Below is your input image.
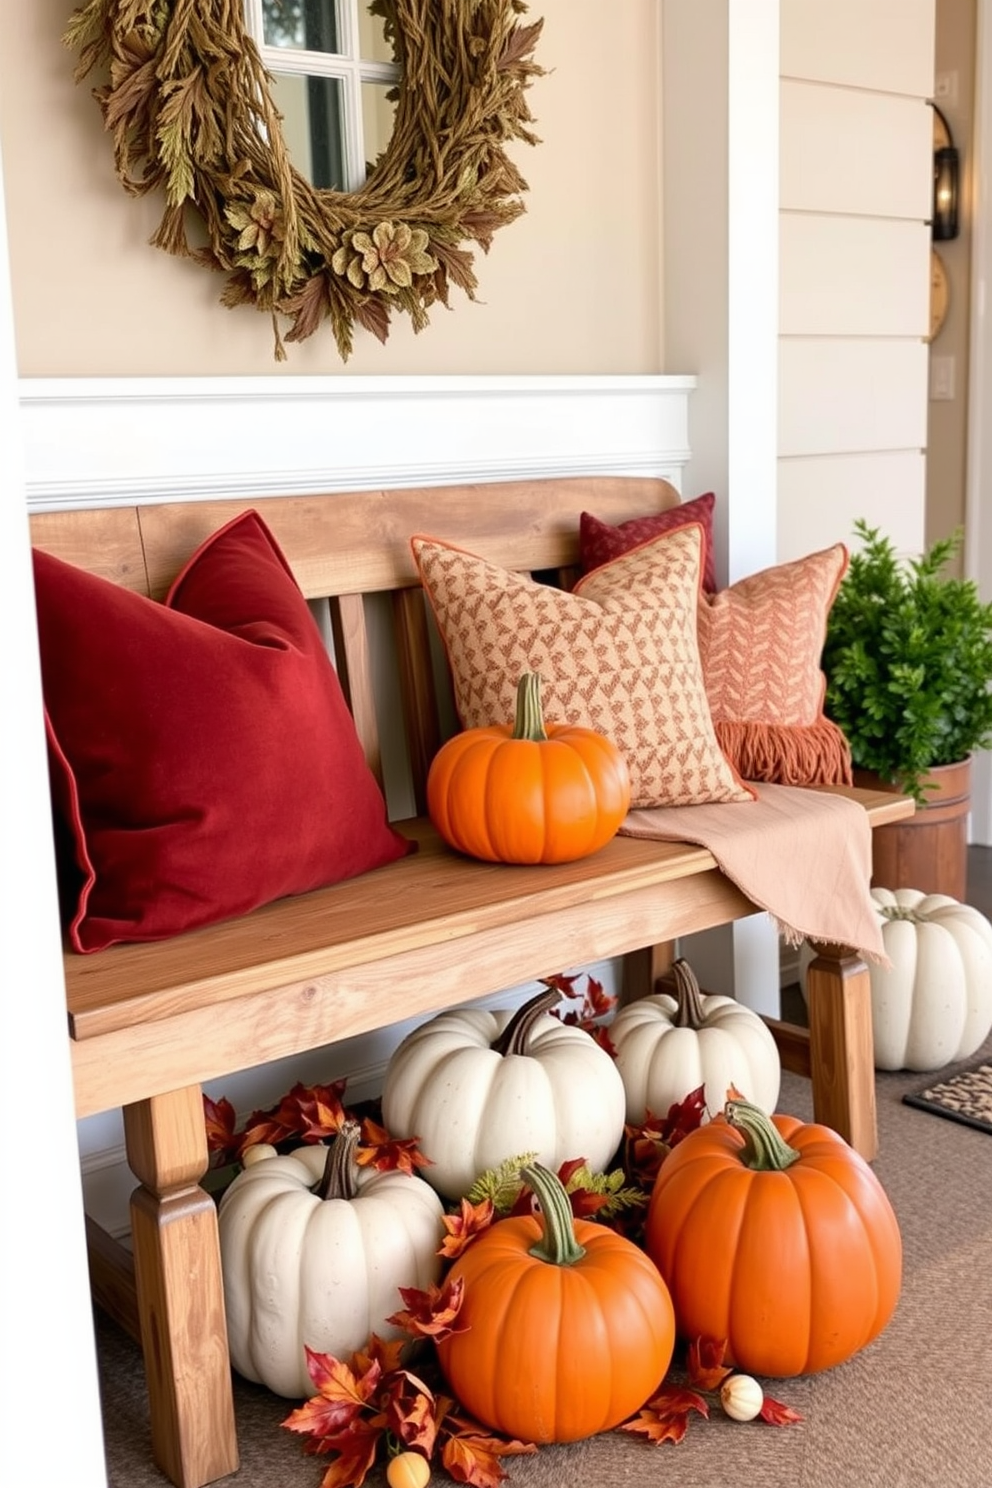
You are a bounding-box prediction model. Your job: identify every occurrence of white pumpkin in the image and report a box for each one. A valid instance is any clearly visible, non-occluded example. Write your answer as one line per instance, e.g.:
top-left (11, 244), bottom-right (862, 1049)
top-left (380, 987), bottom-right (627, 1200)
top-left (801, 887), bottom-right (992, 1072)
top-left (608, 959), bottom-right (781, 1122)
top-left (217, 1122), bottom-right (445, 1398)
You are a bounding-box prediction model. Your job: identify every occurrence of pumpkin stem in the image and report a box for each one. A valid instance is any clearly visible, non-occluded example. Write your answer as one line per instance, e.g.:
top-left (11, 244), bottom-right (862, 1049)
top-left (491, 986), bottom-right (562, 1056)
top-left (511, 671), bottom-right (550, 742)
top-left (724, 1099), bottom-right (801, 1171)
top-left (521, 1162), bottom-right (587, 1266)
top-left (313, 1119), bottom-right (362, 1201)
top-left (671, 958), bottom-right (707, 1029)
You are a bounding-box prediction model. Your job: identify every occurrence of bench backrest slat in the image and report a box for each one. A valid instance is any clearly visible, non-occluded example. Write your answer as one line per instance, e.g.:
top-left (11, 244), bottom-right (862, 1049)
top-left (29, 475), bottom-right (683, 816)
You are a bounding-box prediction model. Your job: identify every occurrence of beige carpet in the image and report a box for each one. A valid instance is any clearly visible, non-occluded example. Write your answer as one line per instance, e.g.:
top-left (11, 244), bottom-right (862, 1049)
top-left (95, 1032), bottom-right (992, 1488)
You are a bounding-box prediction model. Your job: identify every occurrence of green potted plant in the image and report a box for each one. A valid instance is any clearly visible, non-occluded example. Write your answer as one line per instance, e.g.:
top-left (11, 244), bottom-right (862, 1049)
top-left (821, 519), bottom-right (992, 898)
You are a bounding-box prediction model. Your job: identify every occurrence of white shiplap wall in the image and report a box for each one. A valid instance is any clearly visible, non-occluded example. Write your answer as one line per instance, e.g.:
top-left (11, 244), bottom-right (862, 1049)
top-left (778, 0), bottom-right (935, 562)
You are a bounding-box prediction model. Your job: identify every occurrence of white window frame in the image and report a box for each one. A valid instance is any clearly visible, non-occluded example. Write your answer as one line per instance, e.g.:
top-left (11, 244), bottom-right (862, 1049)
top-left (244, 0), bottom-right (399, 190)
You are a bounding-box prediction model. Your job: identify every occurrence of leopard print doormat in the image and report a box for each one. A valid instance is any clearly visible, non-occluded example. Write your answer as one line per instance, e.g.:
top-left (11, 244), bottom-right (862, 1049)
top-left (903, 1060), bottom-right (992, 1135)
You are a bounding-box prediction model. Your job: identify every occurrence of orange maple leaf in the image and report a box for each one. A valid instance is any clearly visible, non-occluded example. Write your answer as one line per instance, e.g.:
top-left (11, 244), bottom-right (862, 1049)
top-left (760, 1395), bottom-right (803, 1426)
top-left (442, 1428), bottom-right (537, 1488)
top-left (352, 1333), bottom-right (406, 1379)
top-left (355, 1116), bottom-right (432, 1175)
top-left (439, 1197), bottom-right (496, 1259)
top-left (686, 1335), bottom-right (732, 1391)
top-left (305, 1348), bottom-right (382, 1410)
top-left (387, 1278), bottom-right (467, 1341)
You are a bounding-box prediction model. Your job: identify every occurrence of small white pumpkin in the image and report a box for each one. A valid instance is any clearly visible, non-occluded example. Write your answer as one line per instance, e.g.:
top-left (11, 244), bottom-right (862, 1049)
top-left (380, 987), bottom-right (627, 1200)
top-left (720, 1373), bottom-right (764, 1422)
top-left (608, 959), bottom-right (781, 1122)
top-left (801, 887), bottom-right (992, 1072)
top-left (218, 1121), bottom-right (445, 1398)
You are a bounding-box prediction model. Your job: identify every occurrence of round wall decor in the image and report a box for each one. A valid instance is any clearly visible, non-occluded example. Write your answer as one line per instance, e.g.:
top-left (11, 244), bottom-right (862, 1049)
top-left (65, 1), bottom-right (544, 361)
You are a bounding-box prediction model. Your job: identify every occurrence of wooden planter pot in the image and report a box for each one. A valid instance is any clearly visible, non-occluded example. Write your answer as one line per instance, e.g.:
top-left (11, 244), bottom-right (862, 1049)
top-left (854, 758), bottom-right (971, 901)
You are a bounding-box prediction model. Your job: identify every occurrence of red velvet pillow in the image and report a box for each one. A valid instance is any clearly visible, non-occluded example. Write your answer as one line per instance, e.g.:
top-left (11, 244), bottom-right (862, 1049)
top-left (33, 510), bottom-right (412, 952)
top-left (579, 491), bottom-right (718, 591)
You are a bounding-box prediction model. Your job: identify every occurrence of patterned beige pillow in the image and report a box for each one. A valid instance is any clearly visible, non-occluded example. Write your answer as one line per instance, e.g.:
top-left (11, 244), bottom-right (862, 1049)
top-left (412, 524), bottom-right (753, 809)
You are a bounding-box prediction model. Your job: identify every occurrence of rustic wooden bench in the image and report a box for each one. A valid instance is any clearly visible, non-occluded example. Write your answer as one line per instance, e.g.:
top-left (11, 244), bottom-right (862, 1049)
top-left (30, 476), bottom-right (913, 1488)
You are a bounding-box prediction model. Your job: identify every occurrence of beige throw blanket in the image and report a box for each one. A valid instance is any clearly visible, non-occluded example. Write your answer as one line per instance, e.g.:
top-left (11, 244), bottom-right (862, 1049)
top-left (621, 782), bottom-right (886, 963)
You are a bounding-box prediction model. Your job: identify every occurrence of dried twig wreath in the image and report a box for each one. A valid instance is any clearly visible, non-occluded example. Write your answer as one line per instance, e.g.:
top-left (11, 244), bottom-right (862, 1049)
top-left (64, 1), bottom-right (544, 361)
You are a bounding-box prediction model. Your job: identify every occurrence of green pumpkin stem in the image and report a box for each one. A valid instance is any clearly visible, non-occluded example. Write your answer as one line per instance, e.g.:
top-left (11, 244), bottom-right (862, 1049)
top-left (725, 1099), bottom-right (801, 1171)
top-left (671, 957), bottom-right (707, 1029)
top-left (313, 1118), bottom-right (361, 1201)
top-left (491, 986), bottom-right (562, 1056)
top-left (521, 1162), bottom-right (587, 1266)
top-left (512, 671), bottom-right (550, 742)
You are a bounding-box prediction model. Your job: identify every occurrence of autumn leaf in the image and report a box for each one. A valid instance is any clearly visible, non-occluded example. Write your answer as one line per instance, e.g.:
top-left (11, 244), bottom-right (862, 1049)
top-left (541, 972), bottom-right (583, 1000)
top-left (384, 1370), bottom-right (440, 1455)
top-left (439, 1197), bottom-right (496, 1259)
top-left (619, 1385), bottom-right (709, 1445)
top-left (305, 1348), bottom-right (382, 1411)
top-left (442, 1426), bottom-right (537, 1488)
top-left (355, 1116), bottom-right (432, 1176)
top-left (202, 1093), bottom-right (238, 1157)
top-left (760, 1394), bottom-right (803, 1426)
top-left (547, 973), bottom-right (617, 1031)
top-left (351, 1333), bottom-right (406, 1380)
top-left (387, 1278), bottom-right (467, 1341)
top-left (686, 1335), bottom-right (732, 1391)
top-left (310, 1422), bottom-right (380, 1488)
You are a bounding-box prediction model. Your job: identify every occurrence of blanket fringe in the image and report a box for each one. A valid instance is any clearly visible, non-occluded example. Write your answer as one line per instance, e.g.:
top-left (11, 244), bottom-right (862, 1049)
top-left (715, 718), bottom-right (852, 788)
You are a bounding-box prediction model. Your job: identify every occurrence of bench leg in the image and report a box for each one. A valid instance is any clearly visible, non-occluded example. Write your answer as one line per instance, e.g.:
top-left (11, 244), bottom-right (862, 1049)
top-left (124, 1087), bottom-right (239, 1488)
top-left (620, 941), bottom-right (675, 1004)
top-left (803, 942), bottom-right (878, 1162)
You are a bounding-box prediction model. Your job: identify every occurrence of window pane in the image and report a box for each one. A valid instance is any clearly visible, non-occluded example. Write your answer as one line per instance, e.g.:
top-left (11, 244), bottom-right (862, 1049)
top-left (262, 1), bottom-right (340, 56)
top-left (361, 81), bottom-right (397, 172)
top-left (357, 4), bottom-right (392, 63)
top-left (269, 72), bottom-right (346, 190)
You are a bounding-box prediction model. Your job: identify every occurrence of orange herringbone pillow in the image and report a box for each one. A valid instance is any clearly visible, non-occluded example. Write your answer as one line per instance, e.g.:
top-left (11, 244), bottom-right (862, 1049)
top-left (412, 524), bottom-right (753, 810)
top-left (696, 544), bottom-right (853, 787)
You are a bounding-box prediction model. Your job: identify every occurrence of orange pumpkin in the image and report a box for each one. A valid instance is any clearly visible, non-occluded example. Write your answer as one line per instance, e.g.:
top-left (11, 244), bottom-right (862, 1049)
top-left (645, 1098), bottom-right (902, 1377)
top-left (426, 671), bottom-right (631, 864)
top-left (436, 1162), bottom-right (675, 1443)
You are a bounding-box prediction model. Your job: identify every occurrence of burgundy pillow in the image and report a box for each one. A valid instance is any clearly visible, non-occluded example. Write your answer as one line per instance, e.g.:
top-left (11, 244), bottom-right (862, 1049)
top-left (33, 510), bottom-right (411, 952)
top-left (579, 491), bottom-right (718, 592)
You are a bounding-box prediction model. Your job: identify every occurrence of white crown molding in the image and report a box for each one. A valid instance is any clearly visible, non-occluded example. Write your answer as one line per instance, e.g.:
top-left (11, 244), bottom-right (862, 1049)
top-left (19, 373), bottom-right (696, 511)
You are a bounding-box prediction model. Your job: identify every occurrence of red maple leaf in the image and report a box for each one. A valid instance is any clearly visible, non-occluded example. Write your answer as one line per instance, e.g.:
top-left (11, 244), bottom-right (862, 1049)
top-left (686, 1335), bottom-right (732, 1391)
top-left (760, 1394), bottom-right (803, 1426)
top-left (619, 1384), bottom-right (709, 1445)
top-left (202, 1094), bottom-right (238, 1159)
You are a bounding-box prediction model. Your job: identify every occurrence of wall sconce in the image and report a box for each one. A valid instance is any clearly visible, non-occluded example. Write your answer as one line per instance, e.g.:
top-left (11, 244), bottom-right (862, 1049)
top-left (932, 103), bottom-right (959, 242)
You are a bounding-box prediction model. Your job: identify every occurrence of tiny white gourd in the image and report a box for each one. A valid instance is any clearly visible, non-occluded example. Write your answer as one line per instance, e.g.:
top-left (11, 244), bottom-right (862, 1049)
top-left (380, 987), bottom-right (627, 1200)
top-left (800, 887), bottom-right (992, 1072)
top-left (608, 959), bottom-right (781, 1122)
top-left (720, 1373), bottom-right (764, 1422)
top-left (218, 1120), bottom-right (445, 1398)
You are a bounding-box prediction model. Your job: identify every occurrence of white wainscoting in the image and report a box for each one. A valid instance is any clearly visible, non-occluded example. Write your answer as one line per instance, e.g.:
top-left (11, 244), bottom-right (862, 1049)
top-left (20, 373), bottom-right (696, 510)
top-left (20, 372), bottom-right (696, 1236)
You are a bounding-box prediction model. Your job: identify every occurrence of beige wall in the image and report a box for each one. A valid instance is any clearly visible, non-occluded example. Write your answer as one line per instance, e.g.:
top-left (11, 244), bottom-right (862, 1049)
top-left (0, 0), bottom-right (663, 377)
